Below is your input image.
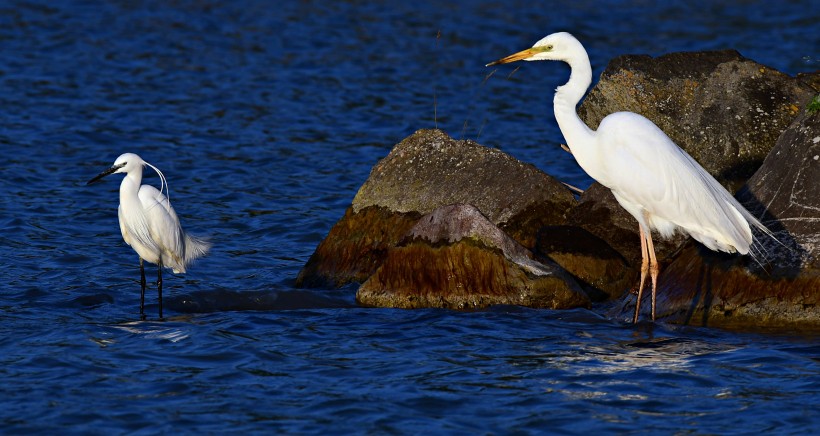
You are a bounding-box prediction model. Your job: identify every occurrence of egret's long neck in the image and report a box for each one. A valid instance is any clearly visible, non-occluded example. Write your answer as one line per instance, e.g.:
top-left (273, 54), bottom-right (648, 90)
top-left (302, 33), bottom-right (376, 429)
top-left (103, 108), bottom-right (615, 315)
top-left (119, 167), bottom-right (143, 207)
top-left (553, 53), bottom-right (595, 161)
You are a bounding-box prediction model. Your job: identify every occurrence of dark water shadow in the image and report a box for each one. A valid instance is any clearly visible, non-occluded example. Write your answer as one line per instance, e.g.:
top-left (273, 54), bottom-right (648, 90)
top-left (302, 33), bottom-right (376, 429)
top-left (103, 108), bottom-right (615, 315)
top-left (165, 289), bottom-right (355, 314)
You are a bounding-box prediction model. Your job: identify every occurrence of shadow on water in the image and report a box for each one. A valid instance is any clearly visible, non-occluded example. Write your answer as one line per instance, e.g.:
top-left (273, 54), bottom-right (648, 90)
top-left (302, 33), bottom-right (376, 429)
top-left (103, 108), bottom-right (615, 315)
top-left (165, 289), bottom-right (355, 314)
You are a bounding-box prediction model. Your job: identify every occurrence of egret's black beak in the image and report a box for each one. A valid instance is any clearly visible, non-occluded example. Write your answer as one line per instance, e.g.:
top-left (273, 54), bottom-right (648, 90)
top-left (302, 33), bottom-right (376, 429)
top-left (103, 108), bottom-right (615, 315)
top-left (87, 163), bottom-right (126, 185)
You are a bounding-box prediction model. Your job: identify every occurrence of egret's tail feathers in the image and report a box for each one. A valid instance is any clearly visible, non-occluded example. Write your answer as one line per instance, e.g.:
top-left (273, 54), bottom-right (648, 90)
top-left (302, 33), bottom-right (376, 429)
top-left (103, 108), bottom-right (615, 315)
top-left (169, 234), bottom-right (210, 274)
top-left (184, 234), bottom-right (211, 264)
top-left (737, 205), bottom-right (786, 268)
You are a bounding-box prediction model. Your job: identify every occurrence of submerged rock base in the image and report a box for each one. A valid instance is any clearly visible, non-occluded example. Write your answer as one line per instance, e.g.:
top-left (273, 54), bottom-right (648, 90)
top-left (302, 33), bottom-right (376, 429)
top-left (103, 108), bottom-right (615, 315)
top-left (295, 206), bottom-right (420, 288)
top-left (614, 246), bottom-right (820, 329)
top-left (357, 204), bottom-right (589, 310)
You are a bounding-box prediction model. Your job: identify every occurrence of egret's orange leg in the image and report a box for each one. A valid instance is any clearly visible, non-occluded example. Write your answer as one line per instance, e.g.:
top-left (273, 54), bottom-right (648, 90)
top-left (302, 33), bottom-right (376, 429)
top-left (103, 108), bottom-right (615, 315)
top-left (633, 224), bottom-right (650, 323)
top-left (645, 229), bottom-right (659, 321)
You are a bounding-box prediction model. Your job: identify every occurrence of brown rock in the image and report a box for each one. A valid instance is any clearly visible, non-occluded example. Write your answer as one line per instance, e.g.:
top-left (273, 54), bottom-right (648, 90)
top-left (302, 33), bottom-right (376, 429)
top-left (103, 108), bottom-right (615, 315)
top-left (579, 50), bottom-right (815, 192)
top-left (357, 204), bottom-right (589, 309)
top-left (631, 246), bottom-right (820, 329)
top-left (797, 71), bottom-right (820, 92)
top-left (295, 206), bottom-right (420, 288)
top-left (534, 225), bottom-right (632, 301)
top-left (352, 128), bottom-right (576, 249)
top-left (297, 129), bottom-right (577, 288)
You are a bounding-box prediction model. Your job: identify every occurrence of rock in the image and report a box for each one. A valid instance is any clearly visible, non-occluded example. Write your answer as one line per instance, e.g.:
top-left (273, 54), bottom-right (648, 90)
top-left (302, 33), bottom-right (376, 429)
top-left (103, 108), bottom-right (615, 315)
top-left (579, 50), bottom-right (815, 192)
top-left (297, 128), bottom-right (577, 288)
top-left (612, 106), bottom-right (820, 328)
top-left (534, 225), bottom-right (631, 301)
top-left (357, 204), bottom-right (589, 309)
top-left (295, 206), bottom-right (420, 288)
top-left (743, 108), bottom-right (820, 272)
top-left (797, 71), bottom-right (820, 92)
top-left (352, 128), bottom-right (576, 249)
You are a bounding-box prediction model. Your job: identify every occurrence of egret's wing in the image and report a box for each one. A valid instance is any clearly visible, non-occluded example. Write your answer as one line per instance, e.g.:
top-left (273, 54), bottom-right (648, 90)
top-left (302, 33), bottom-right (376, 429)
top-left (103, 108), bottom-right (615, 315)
top-left (597, 112), bottom-right (755, 252)
top-left (138, 185), bottom-right (186, 268)
top-left (118, 198), bottom-right (161, 257)
top-left (118, 205), bottom-right (131, 247)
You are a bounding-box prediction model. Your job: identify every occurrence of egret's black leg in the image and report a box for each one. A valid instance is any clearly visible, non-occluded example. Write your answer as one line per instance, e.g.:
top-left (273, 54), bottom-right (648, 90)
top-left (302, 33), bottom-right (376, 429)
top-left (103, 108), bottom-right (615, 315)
top-left (157, 259), bottom-right (163, 319)
top-left (140, 258), bottom-right (146, 320)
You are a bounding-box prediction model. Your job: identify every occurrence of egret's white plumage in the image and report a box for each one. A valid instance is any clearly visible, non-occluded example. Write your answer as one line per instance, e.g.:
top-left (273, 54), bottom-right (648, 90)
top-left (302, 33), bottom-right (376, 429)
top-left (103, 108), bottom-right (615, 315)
top-left (488, 32), bottom-right (770, 322)
top-left (88, 153), bottom-right (210, 318)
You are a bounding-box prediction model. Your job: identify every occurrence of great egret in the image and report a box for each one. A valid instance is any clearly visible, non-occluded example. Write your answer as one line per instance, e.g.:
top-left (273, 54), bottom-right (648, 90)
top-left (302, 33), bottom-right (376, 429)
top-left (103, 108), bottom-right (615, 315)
top-left (88, 153), bottom-right (210, 319)
top-left (487, 32), bottom-right (770, 322)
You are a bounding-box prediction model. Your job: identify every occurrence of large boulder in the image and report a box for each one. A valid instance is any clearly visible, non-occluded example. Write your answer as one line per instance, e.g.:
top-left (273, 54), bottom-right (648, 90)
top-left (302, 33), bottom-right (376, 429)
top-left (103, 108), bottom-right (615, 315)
top-left (296, 128), bottom-right (577, 289)
top-left (357, 204), bottom-right (589, 309)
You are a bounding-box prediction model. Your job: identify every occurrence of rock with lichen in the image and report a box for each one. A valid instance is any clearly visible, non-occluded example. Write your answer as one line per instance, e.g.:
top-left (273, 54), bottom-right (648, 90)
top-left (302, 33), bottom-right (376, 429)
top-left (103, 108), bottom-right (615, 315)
top-left (296, 128), bottom-right (576, 289)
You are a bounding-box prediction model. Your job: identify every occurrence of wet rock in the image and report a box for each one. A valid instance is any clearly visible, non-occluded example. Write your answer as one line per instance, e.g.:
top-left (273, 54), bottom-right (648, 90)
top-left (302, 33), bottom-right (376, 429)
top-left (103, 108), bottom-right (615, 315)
top-left (296, 206), bottom-right (420, 288)
top-left (579, 50), bottom-right (815, 192)
top-left (357, 204), bottom-right (589, 309)
top-left (297, 128), bottom-right (576, 288)
top-left (352, 128), bottom-right (576, 249)
top-left (613, 106), bottom-right (820, 328)
top-left (534, 225), bottom-right (631, 301)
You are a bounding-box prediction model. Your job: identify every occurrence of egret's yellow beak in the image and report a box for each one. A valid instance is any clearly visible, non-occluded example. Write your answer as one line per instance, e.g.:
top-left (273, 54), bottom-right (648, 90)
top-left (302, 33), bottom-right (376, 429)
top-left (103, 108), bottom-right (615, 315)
top-left (486, 47), bottom-right (542, 67)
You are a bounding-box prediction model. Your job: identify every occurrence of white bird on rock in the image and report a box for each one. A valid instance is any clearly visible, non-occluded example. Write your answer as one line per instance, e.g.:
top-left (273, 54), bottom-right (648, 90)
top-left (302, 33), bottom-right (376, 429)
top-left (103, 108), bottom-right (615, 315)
top-left (487, 32), bottom-right (771, 322)
top-left (88, 153), bottom-right (210, 319)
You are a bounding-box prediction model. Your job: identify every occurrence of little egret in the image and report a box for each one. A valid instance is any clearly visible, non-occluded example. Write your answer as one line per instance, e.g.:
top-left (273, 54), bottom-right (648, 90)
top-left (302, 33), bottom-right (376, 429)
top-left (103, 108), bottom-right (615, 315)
top-left (88, 153), bottom-right (210, 319)
top-left (487, 32), bottom-right (771, 322)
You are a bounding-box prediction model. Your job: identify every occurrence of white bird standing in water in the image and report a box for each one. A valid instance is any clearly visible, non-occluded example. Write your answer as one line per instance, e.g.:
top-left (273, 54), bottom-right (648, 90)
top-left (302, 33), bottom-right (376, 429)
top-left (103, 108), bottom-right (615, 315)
top-left (88, 153), bottom-right (210, 319)
top-left (487, 32), bottom-right (770, 322)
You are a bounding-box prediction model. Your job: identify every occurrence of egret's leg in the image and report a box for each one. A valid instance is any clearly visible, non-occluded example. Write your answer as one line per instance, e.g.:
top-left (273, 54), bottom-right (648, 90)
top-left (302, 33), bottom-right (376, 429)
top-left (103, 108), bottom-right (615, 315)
top-left (633, 225), bottom-right (650, 323)
top-left (646, 233), bottom-right (659, 321)
top-left (157, 259), bottom-right (163, 319)
top-left (139, 258), bottom-right (146, 320)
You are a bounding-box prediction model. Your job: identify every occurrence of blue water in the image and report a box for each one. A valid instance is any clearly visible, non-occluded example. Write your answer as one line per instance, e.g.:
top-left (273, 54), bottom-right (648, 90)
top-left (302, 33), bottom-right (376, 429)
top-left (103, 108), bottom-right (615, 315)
top-left (1, 0), bottom-right (817, 433)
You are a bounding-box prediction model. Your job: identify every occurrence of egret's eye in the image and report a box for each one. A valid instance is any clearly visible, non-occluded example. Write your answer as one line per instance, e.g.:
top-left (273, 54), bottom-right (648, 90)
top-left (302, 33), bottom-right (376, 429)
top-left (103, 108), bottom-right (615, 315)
top-left (547, 45), bottom-right (553, 50)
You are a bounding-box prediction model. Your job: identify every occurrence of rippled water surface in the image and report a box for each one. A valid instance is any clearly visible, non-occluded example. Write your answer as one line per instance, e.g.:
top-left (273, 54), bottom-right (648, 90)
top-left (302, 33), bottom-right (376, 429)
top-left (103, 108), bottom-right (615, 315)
top-left (1, 0), bottom-right (818, 433)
